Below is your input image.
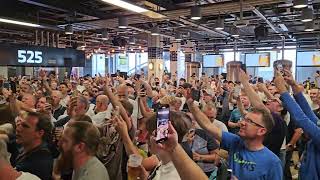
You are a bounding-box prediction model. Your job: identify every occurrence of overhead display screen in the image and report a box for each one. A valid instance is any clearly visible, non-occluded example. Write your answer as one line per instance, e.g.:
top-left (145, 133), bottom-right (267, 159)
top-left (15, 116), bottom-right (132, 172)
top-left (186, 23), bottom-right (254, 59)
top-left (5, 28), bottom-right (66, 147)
top-left (245, 53), bottom-right (270, 67)
top-left (297, 51), bottom-right (320, 66)
top-left (203, 54), bottom-right (224, 67)
top-left (0, 44), bottom-right (85, 67)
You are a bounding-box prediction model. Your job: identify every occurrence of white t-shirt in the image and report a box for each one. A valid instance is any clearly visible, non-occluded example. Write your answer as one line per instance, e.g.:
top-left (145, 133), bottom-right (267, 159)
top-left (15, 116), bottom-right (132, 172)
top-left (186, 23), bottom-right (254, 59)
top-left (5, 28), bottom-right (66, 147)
top-left (17, 172), bottom-right (41, 180)
top-left (91, 110), bottom-right (111, 127)
top-left (213, 119), bottom-right (228, 132)
top-left (106, 98), bottom-right (142, 130)
top-left (60, 95), bottom-right (70, 107)
top-left (151, 161), bottom-right (181, 180)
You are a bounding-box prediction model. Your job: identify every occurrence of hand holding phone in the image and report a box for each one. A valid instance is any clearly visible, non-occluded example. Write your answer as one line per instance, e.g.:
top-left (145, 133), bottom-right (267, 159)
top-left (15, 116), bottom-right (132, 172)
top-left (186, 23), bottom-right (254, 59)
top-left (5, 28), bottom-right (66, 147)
top-left (233, 85), bottom-right (241, 98)
top-left (156, 105), bottom-right (170, 143)
top-left (191, 89), bottom-right (201, 102)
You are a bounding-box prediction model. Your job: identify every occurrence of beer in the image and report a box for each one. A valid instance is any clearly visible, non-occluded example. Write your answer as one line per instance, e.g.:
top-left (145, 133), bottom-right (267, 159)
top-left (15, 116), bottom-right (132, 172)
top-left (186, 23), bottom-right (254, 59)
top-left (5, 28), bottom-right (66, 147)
top-left (127, 154), bottom-right (143, 180)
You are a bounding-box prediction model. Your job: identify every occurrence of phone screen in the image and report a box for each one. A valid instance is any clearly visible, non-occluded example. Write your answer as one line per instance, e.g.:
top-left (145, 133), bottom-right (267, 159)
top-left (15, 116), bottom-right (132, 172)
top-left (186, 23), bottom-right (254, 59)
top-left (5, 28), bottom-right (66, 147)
top-left (234, 85), bottom-right (241, 98)
top-left (191, 89), bottom-right (201, 102)
top-left (156, 106), bottom-right (170, 143)
top-left (3, 82), bottom-right (10, 90)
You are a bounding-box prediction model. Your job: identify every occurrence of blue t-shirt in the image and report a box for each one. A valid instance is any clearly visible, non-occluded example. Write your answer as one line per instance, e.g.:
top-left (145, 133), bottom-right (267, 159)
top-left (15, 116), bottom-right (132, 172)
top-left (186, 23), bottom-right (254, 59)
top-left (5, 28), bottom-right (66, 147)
top-left (229, 108), bottom-right (242, 134)
top-left (221, 132), bottom-right (283, 180)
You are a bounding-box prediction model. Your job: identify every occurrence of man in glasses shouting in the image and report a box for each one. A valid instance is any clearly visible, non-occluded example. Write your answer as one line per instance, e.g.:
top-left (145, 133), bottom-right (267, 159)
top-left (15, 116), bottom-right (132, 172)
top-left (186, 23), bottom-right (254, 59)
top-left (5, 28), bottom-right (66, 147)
top-left (186, 69), bottom-right (283, 180)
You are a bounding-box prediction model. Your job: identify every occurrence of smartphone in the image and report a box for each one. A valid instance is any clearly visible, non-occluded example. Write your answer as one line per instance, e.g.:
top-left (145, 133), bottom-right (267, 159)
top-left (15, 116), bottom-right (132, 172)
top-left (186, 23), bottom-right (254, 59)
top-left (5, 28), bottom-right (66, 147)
top-left (191, 89), bottom-right (201, 102)
top-left (277, 64), bottom-right (284, 75)
top-left (258, 77), bottom-right (264, 83)
top-left (134, 74), bottom-right (141, 80)
top-left (3, 82), bottom-right (10, 90)
top-left (156, 105), bottom-right (170, 143)
top-left (234, 85), bottom-right (241, 98)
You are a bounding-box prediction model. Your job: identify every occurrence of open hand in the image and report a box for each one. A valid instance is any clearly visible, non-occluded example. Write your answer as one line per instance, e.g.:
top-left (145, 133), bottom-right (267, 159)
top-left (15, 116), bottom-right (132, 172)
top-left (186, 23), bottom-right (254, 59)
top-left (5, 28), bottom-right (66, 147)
top-left (283, 69), bottom-right (295, 86)
top-left (239, 69), bottom-right (249, 84)
top-left (274, 73), bottom-right (288, 94)
top-left (113, 115), bottom-right (128, 137)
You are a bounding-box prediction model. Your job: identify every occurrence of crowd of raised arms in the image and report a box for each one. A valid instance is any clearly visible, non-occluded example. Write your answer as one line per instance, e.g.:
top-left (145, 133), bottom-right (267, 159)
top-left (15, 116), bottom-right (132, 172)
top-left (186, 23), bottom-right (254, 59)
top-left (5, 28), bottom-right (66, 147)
top-left (0, 68), bottom-right (319, 180)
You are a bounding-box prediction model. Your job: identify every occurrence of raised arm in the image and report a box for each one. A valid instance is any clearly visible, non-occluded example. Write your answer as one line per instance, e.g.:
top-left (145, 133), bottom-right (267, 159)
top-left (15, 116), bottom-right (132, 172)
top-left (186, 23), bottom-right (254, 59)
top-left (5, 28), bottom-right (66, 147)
top-left (155, 122), bottom-right (208, 180)
top-left (283, 70), bottom-right (318, 124)
top-left (113, 116), bottom-right (140, 155)
top-left (39, 69), bottom-right (53, 95)
top-left (187, 99), bottom-right (222, 142)
top-left (239, 70), bottom-right (267, 110)
top-left (257, 83), bottom-right (274, 99)
top-left (104, 80), bottom-right (132, 130)
top-left (138, 97), bottom-right (154, 118)
top-left (274, 75), bottom-right (320, 147)
top-left (141, 81), bottom-right (153, 98)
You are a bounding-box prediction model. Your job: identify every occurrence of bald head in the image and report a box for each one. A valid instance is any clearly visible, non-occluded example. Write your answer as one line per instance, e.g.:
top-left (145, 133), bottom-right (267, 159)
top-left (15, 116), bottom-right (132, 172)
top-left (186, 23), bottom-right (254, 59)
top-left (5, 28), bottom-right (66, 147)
top-left (117, 84), bottom-right (128, 100)
top-left (52, 90), bottom-right (62, 106)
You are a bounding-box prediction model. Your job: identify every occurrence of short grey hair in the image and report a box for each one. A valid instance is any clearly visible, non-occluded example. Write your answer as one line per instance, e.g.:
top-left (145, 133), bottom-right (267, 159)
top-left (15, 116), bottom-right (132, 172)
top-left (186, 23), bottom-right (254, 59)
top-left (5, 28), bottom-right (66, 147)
top-left (202, 102), bottom-right (217, 112)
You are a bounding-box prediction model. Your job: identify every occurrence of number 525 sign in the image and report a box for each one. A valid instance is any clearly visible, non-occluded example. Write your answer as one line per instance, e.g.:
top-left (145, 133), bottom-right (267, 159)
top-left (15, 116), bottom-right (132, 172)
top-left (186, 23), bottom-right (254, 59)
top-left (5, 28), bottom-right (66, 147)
top-left (18, 50), bottom-right (43, 64)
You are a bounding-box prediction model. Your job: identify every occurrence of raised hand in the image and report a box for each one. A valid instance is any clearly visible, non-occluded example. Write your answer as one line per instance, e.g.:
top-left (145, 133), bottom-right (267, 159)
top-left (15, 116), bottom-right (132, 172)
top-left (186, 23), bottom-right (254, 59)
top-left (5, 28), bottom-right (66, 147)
top-left (283, 69), bottom-right (296, 86)
top-left (113, 115), bottom-right (129, 138)
top-left (39, 69), bottom-right (47, 80)
top-left (238, 69), bottom-right (249, 84)
top-left (274, 74), bottom-right (288, 94)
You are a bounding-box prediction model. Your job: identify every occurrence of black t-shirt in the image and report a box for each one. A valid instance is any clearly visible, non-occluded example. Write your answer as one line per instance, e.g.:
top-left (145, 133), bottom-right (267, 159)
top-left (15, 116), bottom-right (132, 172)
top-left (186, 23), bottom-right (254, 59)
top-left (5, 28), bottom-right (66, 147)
top-left (54, 115), bottom-right (70, 127)
top-left (263, 112), bottom-right (287, 156)
top-left (53, 105), bottom-right (66, 120)
top-left (286, 117), bottom-right (298, 143)
top-left (314, 108), bottom-right (320, 120)
top-left (13, 143), bottom-right (53, 180)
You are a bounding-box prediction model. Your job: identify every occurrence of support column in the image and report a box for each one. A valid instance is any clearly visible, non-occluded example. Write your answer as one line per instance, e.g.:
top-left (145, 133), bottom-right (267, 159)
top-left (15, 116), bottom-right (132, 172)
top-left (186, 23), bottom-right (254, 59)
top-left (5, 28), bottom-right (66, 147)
top-left (147, 35), bottom-right (164, 80)
top-left (169, 42), bottom-right (185, 81)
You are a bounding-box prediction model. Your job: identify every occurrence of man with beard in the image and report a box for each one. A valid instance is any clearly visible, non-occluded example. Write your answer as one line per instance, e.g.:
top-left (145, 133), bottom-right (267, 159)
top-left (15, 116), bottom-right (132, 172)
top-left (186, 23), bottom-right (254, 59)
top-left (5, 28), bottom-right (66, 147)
top-left (57, 121), bottom-right (109, 180)
top-left (13, 112), bottom-right (53, 180)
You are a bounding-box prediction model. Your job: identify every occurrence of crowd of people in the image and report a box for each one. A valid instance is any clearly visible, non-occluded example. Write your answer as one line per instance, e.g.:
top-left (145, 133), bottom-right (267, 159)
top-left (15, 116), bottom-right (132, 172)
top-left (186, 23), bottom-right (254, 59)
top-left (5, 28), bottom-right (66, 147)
top-left (0, 67), bottom-right (319, 180)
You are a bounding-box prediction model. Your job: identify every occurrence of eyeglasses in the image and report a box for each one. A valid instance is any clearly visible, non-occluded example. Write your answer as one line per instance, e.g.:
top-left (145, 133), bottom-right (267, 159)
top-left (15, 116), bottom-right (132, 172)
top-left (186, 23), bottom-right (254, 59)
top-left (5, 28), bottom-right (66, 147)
top-left (241, 117), bottom-right (265, 128)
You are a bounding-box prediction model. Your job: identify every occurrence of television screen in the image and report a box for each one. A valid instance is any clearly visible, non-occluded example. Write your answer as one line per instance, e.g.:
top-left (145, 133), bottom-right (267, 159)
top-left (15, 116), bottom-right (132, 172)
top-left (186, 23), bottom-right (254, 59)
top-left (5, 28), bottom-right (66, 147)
top-left (297, 51), bottom-right (320, 66)
top-left (203, 54), bottom-right (224, 67)
top-left (245, 53), bottom-right (270, 67)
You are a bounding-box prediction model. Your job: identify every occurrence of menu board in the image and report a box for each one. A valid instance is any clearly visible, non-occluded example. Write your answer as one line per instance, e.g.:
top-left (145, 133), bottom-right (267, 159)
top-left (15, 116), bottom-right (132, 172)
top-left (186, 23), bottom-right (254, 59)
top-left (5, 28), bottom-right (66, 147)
top-left (245, 53), bottom-right (270, 67)
top-left (203, 54), bottom-right (224, 67)
top-left (297, 51), bottom-right (320, 66)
